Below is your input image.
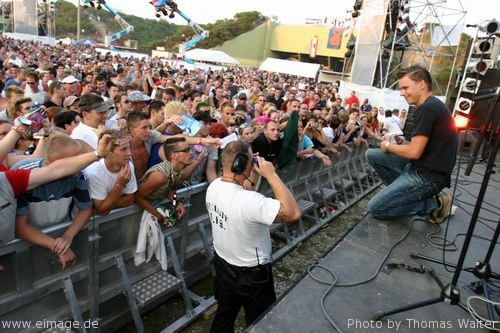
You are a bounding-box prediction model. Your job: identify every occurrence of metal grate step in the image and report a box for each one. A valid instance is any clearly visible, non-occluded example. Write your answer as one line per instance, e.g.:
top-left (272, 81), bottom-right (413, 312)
top-left (297, 199), bottom-right (316, 213)
top-left (351, 172), bottom-right (368, 180)
top-left (313, 187), bottom-right (338, 200)
top-left (132, 270), bottom-right (182, 306)
top-left (334, 179), bottom-right (355, 189)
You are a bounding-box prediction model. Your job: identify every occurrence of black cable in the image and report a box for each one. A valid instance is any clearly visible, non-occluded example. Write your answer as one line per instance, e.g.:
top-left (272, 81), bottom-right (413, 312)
top-left (307, 218), bottom-right (415, 333)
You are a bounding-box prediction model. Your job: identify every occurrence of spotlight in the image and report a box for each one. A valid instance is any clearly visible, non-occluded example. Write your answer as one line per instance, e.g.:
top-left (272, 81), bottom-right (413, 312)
top-left (462, 78), bottom-right (480, 94)
top-left (346, 35), bottom-right (356, 50)
top-left (455, 97), bottom-right (473, 114)
top-left (169, 12), bottom-right (175, 19)
top-left (353, 0), bottom-right (363, 11)
top-left (345, 50), bottom-right (353, 58)
top-left (352, 11), bottom-right (360, 18)
top-left (480, 19), bottom-right (499, 34)
top-left (396, 19), bottom-right (409, 34)
top-left (454, 114), bottom-right (469, 129)
top-left (468, 58), bottom-right (494, 75)
top-left (474, 38), bottom-right (493, 55)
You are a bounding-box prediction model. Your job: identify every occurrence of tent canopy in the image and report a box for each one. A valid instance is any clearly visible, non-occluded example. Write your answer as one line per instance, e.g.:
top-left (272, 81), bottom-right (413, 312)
top-left (184, 49), bottom-right (239, 64)
top-left (259, 58), bottom-right (320, 79)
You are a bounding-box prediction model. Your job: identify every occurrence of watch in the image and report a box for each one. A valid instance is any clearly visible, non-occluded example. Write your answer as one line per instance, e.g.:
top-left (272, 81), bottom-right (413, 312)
top-left (95, 150), bottom-right (103, 160)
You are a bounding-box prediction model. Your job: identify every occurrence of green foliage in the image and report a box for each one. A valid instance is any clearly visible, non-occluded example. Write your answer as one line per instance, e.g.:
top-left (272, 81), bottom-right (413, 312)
top-left (55, 1), bottom-right (262, 54)
top-left (55, 0), bottom-right (97, 37)
top-left (163, 11), bottom-right (265, 51)
top-left (55, 0), bottom-right (178, 53)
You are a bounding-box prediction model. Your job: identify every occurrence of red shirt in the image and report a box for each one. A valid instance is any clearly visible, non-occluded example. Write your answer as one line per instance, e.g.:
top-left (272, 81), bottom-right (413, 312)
top-left (4, 169), bottom-right (30, 198)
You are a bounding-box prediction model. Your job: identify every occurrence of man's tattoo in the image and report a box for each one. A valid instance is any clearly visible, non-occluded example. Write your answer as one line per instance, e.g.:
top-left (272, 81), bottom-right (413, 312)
top-left (274, 205), bottom-right (285, 223)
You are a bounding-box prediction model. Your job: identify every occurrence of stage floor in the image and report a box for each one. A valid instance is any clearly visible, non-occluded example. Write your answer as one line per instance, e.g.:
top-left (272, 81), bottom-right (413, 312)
top-left (250, 162), bottom-right (500, 332)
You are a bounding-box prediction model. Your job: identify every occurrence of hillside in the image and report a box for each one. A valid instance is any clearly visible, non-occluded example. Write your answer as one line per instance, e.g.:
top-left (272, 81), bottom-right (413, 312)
top-left (55, 0), bottom-right (178, 52)
top-left (55, 0), bottom-right (265, 54)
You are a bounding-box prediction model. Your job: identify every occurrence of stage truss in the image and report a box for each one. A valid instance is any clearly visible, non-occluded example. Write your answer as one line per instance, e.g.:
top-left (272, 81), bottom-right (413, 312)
top-left (376, 0), bottom-right (468, 97)
top-left (0, 0), bottom-right (56, 38)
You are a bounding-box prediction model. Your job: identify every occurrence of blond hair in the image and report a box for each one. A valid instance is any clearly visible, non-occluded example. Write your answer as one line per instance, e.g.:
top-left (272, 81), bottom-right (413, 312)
top-left (164, 101), bottom-right (187, 118)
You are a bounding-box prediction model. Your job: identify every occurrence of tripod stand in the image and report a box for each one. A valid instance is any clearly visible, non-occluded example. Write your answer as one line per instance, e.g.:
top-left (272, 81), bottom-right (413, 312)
top-left (373, 87), bottom-right (500, 322)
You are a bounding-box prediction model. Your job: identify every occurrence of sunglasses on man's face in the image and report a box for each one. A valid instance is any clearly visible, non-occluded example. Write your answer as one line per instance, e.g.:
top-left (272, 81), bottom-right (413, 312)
top-left (174, 147), bottom-right (191, 153)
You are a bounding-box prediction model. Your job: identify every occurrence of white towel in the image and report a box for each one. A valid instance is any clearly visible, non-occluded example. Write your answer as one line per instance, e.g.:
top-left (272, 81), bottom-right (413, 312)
top-left (134, 210), bottom-right (168, 270)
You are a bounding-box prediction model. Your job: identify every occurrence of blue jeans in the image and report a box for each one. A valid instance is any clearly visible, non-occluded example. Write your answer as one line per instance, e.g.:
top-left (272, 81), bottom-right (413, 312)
top-left (366, 148), bottom-right (443, 220)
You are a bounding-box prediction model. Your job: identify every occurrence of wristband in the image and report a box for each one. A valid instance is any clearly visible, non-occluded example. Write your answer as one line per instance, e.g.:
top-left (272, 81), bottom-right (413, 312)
top-left (10, 126), bottom-right (23, 135)
top-left (95, 150), bottom-right (103, 160)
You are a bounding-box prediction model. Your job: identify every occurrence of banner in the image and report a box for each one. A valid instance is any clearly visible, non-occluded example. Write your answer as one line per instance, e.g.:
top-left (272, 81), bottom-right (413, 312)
top-left (350, 0), bottom-right (390, 86)
top-left (310, 36), bottom-right (318, 58)
top-left (13, 0), bottom-right (38, 35)
top-left (327, 28), bottom-right (344, 49)
top-left (432, 24), bottom-right (463, 47)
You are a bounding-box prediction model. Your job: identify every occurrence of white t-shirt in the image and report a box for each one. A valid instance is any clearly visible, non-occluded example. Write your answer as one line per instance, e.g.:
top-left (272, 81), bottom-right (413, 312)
top-left (322, 127), bottom-right (334, 143)
top-left (205, 179), bottom-right (280, 267)
top-left (71, 122), bottom-right (98, 149)
top-left (383, 117), bottom-right (403, 135)
top-left (105, 113), bottom-right (126, 130)
top-left (24, 81), bottom-right (46, 105)
top-left (84, 159), bottom-right (137, 200)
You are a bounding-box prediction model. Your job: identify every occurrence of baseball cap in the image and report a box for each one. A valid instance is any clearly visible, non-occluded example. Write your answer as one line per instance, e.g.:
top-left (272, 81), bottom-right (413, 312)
top-left (63, 96), bottom-right (79, 109)
top-left (238, 93), bottom-right (247, 99)
top-left (61, 75), bottom-right (79, 84)
top-left (128, 90), bottom-right (151, 103)
top-left (193, 110), bottom-right (216, 123)
top-left (79, 93), bottom-right (110, 113)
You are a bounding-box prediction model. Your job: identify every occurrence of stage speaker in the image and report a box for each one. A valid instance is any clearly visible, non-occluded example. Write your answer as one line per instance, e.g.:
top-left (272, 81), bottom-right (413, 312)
top-left (450, 68), bottom-right (500, 130)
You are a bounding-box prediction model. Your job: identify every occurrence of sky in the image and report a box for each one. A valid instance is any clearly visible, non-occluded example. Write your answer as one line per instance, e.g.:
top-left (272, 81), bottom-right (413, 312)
top-left (68, 0), bottom-right (497, 33)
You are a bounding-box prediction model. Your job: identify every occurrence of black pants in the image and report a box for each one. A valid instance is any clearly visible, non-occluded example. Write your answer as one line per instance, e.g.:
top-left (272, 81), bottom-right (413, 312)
top-left (210, 253), bottom-right (276, 333)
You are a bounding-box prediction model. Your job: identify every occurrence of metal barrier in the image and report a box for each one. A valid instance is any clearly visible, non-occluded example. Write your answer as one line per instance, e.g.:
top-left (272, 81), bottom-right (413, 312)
top-left (0, 144), bottom-right (380, 332)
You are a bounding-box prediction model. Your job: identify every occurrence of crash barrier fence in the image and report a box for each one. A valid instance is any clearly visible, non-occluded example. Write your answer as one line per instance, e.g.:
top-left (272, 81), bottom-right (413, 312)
top-left (0, 143), bottom-right (380, 333)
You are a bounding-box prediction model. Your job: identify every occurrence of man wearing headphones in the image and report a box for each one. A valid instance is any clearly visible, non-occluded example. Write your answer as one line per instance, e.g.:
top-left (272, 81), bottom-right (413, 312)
top-left (206, 140), bottom-right (301, 333)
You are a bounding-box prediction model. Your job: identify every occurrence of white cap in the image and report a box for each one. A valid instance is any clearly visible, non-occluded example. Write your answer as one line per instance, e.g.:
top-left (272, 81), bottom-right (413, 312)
top-left (61, 75), bottom-right (79, 84)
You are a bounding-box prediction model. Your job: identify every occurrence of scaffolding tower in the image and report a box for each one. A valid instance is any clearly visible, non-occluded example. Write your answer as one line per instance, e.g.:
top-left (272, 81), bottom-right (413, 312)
top-left (375, 0), bottom-right (468, 97)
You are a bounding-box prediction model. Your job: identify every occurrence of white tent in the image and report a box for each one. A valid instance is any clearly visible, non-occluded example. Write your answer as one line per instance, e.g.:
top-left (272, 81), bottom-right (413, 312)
top-left (184, 49), bottom-right (239, 64)
top-left (259, 58), bottom-right (320, 79)
top-left (338, 81), bottom-right (446, 111)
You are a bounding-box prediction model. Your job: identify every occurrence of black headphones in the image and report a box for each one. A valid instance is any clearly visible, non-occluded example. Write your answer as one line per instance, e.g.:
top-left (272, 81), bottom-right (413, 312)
top-left (231, 140), bottom-right (250, 175)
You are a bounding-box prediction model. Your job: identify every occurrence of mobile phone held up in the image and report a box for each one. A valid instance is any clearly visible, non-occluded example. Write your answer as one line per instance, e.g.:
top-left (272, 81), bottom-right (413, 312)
top-left (20, 108), bottom-right (47, 138)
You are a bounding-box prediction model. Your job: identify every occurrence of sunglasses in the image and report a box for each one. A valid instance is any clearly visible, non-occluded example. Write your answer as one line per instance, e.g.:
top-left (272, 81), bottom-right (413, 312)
top-left (26, 81), bottom-right (36, 85)
top-left (174, 147), bottom-right (191, 153)
top-left (239, 123), bottom-right (250, 130)
top-left (122, 100), bottom-right (131, 104)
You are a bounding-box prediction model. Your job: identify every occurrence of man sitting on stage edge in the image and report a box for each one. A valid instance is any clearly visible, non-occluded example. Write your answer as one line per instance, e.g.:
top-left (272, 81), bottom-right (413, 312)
top-left (366, 65), bottom-right (458, 223)
top-left (206, 140), bottom-right (301, 333)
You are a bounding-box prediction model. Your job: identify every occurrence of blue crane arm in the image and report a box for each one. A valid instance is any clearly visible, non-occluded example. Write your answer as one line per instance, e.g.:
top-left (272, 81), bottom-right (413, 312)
top-left (82, 0), bottom-right (134, 47)
top-left (150, 0), bottom-right (209, 63)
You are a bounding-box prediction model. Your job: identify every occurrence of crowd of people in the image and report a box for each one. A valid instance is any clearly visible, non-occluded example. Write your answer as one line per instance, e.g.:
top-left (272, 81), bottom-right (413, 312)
top-left (0, 36), bottom-right (458, 331)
